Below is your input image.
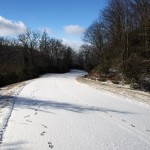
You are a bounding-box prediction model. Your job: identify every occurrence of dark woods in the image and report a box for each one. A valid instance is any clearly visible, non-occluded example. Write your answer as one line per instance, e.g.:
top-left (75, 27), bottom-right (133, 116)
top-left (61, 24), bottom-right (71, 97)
top-left (0, 0), bottom-right (150, 91)
top-left (0, 30), bottom-right (74, 87)
top-left (78, 0), bottom-right (150, 91)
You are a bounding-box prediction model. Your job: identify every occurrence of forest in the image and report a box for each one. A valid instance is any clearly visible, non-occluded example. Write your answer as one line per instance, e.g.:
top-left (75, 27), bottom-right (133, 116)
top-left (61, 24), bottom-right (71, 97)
top-left (78, 0), bottom-right (150, 91)
top-left (0, 30), bottom-right (74, 86)
top-left (0, 0), bottom-right (149, 91)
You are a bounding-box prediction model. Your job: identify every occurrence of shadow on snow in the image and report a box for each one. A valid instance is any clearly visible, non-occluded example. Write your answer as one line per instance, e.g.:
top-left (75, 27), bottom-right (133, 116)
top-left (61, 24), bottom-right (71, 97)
top-left (10, 96), bottom-right (135, 114)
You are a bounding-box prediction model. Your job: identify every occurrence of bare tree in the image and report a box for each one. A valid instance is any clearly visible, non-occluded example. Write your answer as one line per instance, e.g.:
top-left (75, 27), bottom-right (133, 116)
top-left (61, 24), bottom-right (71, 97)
top-left (18, 29), bottom-right (40, 49)
top-left (83, 20), bottom-right (104, 56)
top-left (40, 30), bottom-right (49, 54)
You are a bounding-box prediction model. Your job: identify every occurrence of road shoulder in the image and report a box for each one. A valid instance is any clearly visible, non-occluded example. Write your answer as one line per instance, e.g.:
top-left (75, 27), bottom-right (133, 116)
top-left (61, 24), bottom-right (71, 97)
top-left (76, 77), bottom-right (150, 106)
top-left (0, 80), bottom-right (32, 143)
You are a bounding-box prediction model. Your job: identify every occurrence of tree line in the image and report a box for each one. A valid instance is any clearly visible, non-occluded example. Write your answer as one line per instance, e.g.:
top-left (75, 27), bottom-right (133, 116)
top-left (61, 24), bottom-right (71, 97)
top-left (0, 0), bottom-right (149, 91)
top-left (77, 0), bottom-right (150, 90)
top-left (0, 30), bottom-right (74, 87)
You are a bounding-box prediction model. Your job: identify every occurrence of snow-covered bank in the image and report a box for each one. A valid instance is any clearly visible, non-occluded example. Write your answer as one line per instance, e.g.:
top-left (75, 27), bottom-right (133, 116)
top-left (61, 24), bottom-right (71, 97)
top-left (0, 81), bottom-right (31, 143)
top-left (0, 70), bottom-right (150, 150)
top-left (77, 77), bottom-right (150, 106)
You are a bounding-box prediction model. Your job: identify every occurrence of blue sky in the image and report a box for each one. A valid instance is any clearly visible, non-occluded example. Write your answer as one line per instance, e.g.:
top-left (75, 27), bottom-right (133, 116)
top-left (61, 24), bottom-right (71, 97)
top-left (0, 0), bottom-right (106, 49)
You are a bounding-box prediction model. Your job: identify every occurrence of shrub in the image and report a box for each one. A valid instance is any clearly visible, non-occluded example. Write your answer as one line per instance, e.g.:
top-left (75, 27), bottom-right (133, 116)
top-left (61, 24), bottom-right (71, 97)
top-left (94, 64), bottom-right (110, 74)
top-left (98, 78), bottom-right (107, 82)
top-left (112, 80), bottom-right (120, 84)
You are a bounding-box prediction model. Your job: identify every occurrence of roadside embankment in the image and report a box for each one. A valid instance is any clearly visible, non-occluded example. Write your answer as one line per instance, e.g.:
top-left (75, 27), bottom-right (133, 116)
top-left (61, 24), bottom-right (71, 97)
top-left (77, 77), bottom-right (150, 106)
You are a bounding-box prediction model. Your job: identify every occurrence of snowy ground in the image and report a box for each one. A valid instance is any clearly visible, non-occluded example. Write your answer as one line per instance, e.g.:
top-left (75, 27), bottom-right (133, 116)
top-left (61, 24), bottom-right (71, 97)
top-left (0, 80), bottom-right (31, 143)
top-left (0, 70), bottom-right (150, 150)
top-left (77, 77), bottom-right (150, 106)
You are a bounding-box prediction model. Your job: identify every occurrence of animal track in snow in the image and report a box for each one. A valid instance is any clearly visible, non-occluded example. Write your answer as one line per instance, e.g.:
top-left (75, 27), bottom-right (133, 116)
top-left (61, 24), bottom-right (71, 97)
top-left (34, 112), bottom-right (38, 115)
top-left (146, 129), bottom-right (150, 132)
top-left (41, 124), bottom-right (48, 128)
top-left (130, 124), bottom-right (135, 127)
top-left (122, 119), bottom-right (126, 122)
top-left (26, 119), bottom-right (32, 122)
top-left (48, 142), bottom-right (54, 148)
top-left (108, 114), bottom-right (112, 117)
top-left (24, 115), bottom-right (30, 118)
top-left (40, 131), bottom-right (46, 136)
top-left (33, 102), bottom-right (37, 105)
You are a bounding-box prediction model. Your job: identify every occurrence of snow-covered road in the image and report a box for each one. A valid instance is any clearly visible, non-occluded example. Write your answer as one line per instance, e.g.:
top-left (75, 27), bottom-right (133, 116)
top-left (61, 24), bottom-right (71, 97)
top-left (1, 70), bottom-right (150, 150)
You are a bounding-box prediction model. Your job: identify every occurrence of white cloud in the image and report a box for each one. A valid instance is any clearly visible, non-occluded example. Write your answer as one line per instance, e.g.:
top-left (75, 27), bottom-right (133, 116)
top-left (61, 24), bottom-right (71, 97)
top-left (62, 38), bottom-right (83, 50)
top-left (0, 16), bottom-right (26, 36)
top-left (64, 25), bottom-right (85, 35)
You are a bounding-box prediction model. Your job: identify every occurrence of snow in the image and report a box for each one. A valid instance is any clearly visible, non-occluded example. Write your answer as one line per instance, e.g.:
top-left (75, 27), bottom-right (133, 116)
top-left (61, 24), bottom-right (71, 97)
top-left (0, 81), bottom-right (31, 144)
top-left (0, 70), bottom-right (150, 150)
top-left (77, 77), bottom-right (150, 106)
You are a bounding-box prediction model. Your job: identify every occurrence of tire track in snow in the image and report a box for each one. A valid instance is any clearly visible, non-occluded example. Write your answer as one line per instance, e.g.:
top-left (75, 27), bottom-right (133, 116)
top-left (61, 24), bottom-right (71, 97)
top-left (55, 77), bottom-right (150, 147)
top-left (95, 106), bottom-right (150, 146)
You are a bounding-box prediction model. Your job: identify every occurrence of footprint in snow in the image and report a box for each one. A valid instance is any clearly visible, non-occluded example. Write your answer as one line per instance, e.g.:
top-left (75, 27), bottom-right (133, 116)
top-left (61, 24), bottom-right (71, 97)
top-left (34, 112), bottom-right (38, 115)
top-left (24, 115), bottom-right (30, 118)
top-left (107, 113), bottom-right (112, 117)
top-left (48, 142), bottom-right (54, 149)
top-left (41, 124), bottom-right (48, 128)
top-left (146, 129), bottom-right (150, 132)
top-left (26, 119), bottom-right (32, 122)
top-left (40, 131), bottom-right (46, 136)
top-left (131, 124), bottom-right (135, 127)
top-left (33, 102), bottom-right (37, 105)
top-left (122, 119), bottom-right (126, 122)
